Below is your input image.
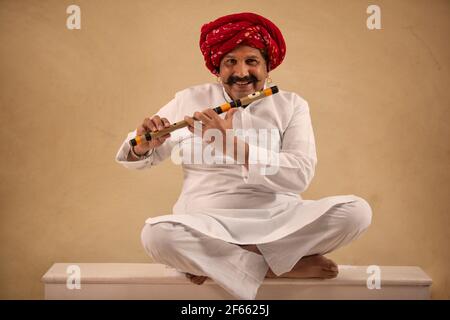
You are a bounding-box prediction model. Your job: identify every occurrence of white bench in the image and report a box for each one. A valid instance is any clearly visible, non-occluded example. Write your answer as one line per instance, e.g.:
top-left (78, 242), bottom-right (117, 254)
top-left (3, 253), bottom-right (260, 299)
top-left (41, 263), bottom-right (432, 300)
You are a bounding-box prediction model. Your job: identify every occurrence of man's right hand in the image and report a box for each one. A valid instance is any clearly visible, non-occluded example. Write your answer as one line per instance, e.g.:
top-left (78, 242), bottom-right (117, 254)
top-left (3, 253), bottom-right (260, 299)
top-left (133, 115), bottom-right (171, 155)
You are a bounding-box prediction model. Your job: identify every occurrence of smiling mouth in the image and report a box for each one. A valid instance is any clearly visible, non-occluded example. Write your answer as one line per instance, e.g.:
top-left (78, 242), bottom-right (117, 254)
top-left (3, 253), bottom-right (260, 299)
top-left (233, 81), bottom-right (253, 86)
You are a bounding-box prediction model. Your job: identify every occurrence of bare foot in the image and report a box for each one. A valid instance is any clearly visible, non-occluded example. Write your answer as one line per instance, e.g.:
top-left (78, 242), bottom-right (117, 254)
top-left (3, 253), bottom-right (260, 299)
top-left (238, 245), bottom-right (338, 279)
top-left (185, 273), bottom-right (208, 285)
top-left (266, 254), bottom-right (339, 279)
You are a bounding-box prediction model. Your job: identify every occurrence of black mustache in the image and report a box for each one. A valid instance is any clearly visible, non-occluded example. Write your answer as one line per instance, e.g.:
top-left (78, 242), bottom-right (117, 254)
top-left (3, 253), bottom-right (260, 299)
top-left (224, 75), bottom-right (260, 85)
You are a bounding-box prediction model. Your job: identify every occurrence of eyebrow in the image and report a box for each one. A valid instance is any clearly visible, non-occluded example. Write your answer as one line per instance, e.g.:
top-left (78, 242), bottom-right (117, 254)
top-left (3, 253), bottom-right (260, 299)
top-left (224, 55), bottom-right (261, 59)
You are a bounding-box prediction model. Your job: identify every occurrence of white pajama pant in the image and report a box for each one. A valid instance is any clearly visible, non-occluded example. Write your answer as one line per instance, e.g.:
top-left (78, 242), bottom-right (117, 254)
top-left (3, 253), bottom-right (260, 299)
top-left (140, 196), bottom-right (372, 300)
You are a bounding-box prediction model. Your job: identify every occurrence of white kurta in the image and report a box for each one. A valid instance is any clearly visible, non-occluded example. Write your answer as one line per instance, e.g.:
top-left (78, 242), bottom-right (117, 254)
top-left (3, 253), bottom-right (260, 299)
top-left (116, 82), bottom-right (358, 245)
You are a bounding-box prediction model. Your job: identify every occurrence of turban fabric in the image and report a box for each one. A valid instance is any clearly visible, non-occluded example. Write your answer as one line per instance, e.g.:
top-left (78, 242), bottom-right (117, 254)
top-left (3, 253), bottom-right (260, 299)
top-left (199, 12), bottom-right (286, 75)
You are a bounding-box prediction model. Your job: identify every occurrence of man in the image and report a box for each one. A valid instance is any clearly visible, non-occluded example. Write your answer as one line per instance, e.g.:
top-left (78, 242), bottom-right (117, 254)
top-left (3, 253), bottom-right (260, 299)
top-left (115, 12), bottom-right (372, 300)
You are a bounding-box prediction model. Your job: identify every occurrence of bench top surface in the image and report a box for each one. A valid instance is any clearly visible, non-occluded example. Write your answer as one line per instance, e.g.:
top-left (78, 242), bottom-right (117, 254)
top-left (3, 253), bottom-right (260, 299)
top-left (42, 263), bottom-right (432, 286)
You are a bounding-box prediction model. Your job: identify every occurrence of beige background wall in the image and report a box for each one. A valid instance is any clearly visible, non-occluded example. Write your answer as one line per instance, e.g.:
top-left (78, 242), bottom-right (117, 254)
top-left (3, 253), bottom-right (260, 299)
top-left (0, 0), bottom-right (448, 299)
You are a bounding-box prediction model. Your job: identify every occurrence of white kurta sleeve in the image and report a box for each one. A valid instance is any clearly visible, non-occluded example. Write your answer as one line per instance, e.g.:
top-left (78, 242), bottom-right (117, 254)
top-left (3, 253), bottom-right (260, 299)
top-left (240, 98), bottom-right (317, 194)
top-left (115, 95), bottom-right (180, 170)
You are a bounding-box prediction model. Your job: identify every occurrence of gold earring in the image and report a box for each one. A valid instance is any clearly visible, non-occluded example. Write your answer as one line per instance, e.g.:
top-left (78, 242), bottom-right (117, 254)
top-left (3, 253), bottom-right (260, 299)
top-left (216, 77), bottom-right (222, 84)
top-left (267, 76), bottom-right (272, 84)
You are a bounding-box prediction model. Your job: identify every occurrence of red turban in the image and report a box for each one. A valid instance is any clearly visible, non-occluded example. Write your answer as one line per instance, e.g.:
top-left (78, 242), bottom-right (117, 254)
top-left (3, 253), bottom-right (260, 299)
top-left (199, 12), bottom-right (286, 75)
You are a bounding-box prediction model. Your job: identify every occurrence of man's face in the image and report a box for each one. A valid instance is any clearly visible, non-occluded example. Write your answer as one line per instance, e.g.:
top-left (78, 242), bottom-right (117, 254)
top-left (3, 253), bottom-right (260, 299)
top-left (218, 45), bottom-right (268, 100)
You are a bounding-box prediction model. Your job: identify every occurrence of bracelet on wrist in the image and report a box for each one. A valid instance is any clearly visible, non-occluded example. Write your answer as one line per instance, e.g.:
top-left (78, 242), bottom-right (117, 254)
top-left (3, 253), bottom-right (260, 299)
top-left (130, 145), bottom-right (150, 160)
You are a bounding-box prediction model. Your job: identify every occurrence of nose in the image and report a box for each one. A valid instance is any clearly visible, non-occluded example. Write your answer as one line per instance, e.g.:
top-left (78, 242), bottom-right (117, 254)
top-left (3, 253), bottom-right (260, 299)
top-left (233, 61), bottom-right (250, 78)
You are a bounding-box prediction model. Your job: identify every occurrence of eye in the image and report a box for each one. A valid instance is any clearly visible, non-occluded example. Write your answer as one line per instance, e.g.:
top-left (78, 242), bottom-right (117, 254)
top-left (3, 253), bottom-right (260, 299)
top-left (246, 59), bottom-right (258, 65)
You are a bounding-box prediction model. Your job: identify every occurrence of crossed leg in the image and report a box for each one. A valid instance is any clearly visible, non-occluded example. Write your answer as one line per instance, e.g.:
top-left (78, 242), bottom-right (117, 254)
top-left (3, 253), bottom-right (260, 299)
top-left (187, 249), bottom-right (338, 285)
top-left (185, 196), bottom-right (372, 285)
